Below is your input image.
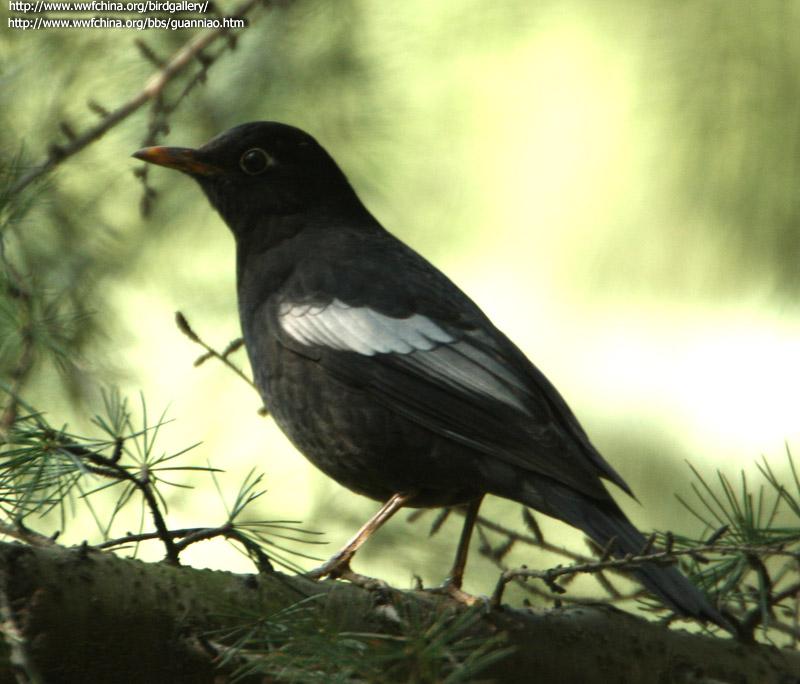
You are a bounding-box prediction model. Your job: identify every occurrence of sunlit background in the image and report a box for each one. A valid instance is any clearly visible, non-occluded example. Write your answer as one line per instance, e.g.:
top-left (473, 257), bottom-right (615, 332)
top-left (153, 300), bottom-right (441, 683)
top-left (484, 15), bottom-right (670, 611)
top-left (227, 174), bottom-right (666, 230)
top-left (2, 0), bottom-right (799, 607)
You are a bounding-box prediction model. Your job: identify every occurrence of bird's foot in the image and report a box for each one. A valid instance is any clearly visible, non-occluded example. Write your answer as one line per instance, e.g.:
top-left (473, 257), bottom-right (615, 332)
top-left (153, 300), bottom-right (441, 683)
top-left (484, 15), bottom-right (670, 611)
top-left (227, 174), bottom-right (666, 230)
top-left (338, 568), bottom-right (390, 592)
top-left (425, 577), bottom-right (482, 607)
top-left (306, 555), bottom-right (389, 591)
top-left (306, 551), bottom-right (353, 580)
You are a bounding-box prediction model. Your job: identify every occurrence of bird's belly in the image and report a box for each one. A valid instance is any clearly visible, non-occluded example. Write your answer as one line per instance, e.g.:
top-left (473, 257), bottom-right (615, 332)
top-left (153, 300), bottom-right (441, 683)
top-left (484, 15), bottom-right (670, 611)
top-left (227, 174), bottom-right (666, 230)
top-left (261, 349), bottom-right (480, 507)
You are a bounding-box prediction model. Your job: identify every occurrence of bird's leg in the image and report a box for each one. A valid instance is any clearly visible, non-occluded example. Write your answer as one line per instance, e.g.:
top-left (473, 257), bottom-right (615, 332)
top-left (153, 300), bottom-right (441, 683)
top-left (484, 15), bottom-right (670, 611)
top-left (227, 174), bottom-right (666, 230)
top-left (307, 492), bottom-right (415, 582)
top-left (447, 496), bottom-right (483, 589)
top-left (427, 496), bottom-right (484, 605)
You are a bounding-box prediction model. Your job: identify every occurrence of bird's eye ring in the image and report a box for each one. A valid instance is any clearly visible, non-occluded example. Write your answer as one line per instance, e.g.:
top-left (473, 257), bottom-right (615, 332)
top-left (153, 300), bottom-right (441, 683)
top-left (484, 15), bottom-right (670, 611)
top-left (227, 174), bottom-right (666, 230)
top-left (239, 148), bottom-right (274, 175)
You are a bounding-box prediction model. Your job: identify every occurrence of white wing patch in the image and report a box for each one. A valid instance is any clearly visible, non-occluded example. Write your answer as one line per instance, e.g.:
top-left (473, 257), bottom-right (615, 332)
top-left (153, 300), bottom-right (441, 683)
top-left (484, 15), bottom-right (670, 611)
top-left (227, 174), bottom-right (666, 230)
top-left (279, 299), bottom-right (454, 355)
top-left (279, 299), bottom-right (530, 412)
top-left (411, 341), bottom-right (528, 411)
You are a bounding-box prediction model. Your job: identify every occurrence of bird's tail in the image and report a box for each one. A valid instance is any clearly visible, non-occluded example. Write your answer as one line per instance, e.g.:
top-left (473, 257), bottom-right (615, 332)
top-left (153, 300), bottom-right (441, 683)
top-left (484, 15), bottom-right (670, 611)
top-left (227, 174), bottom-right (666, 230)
top-left (522, 481), bottom-right (734, 633)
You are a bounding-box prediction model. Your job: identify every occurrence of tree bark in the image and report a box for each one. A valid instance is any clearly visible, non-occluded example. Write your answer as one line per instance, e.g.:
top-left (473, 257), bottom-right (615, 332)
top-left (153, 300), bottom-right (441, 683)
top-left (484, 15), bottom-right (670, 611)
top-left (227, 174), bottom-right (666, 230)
top-left (0, 542), bottom-right (796, 683)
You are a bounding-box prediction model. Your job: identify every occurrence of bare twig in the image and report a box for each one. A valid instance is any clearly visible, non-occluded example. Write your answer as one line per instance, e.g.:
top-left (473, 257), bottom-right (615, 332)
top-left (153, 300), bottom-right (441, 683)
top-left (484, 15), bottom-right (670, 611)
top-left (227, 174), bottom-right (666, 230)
top-left (175, 311), bottom-right (266, 413)
top-left (96, 527), bottom-right (201, 549)
top-left (426, 507), bottom-right (452, 537)
top-left (98, 523), bottom-right (274, 573)
top-left (10, 0), bottom-right (269, 196)
top-left (472, 514), bottom-right (592, 564)
top-left (491, 542), bottom-right (798, 607)
top-left (474, 524), bottom-right (635, 607)
top-left (418, 496), bottom-right (796, 637)
top-left (0, 267), bottom-right (36, 438)
top-left (416, 505), bottom-right (633, 598)
top-left (0, 522), bottom-right (56, 548)
top-left (49, 437), bottom-right (180, 564)
top-left (739, 578), bottom-right (800, 639)
top-left (176, 523), bottom-right (274, 573)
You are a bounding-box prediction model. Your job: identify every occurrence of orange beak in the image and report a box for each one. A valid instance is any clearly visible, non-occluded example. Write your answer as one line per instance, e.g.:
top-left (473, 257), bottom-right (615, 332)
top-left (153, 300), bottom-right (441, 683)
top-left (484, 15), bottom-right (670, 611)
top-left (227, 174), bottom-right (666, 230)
top-left (132, 146), bottom-right (222, 177)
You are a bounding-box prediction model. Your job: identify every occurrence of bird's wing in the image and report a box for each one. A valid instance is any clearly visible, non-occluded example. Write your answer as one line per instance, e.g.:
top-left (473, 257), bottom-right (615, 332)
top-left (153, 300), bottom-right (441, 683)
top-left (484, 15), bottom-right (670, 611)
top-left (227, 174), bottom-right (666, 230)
top-left (266, 233), bottom-right (631, 500)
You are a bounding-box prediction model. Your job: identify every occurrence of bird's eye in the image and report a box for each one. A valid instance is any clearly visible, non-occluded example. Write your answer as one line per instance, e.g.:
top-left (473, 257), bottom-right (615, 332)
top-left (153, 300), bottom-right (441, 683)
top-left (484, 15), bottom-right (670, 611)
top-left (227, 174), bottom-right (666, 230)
top-left (239, 148), bottom-right (274, 175)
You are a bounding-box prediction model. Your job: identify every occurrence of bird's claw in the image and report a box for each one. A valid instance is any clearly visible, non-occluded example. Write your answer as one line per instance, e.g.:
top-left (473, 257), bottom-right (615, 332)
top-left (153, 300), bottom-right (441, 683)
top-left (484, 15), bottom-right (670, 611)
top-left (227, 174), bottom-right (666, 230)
top-left (339, 568), bottom-right (390, 592)
top-left (425, 577), bottom-right (482, 606)
top-left (306, 556), bottom-right (389, 591)
top-left (306, 553), bottom-right (352, 580)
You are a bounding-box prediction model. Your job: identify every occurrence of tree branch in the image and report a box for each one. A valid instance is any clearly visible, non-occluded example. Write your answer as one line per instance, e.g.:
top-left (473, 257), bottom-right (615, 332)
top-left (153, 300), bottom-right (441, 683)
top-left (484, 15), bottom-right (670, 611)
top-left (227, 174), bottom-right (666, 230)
top-left (9, 0), bottom-right (271, 196)
top-left (0, 543), bottom-right (797, 683)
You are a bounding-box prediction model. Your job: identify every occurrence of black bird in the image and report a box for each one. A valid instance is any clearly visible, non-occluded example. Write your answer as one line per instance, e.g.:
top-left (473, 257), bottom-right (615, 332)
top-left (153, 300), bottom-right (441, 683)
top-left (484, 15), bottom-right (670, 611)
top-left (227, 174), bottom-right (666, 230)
top-left (134, 122), bottom-right (730, 630)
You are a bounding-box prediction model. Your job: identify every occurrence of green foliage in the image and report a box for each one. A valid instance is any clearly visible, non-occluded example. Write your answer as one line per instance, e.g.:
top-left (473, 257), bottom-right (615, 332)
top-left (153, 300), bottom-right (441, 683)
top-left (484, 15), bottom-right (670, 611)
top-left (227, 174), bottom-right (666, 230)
top-left (0, 385), bottom-right (521, 681)
top-left (0, 149), bottom-right (99, 404)
top-left (0, 388), bottom-right (197, 534)
top-left (0, 387), bottom-right (321, 573)
top-left (212, 598), bottom-right (513, 683)
top-left (666, 452), bottom-right (800, 640)
top-left (210, 467), bottom-right (326, 573)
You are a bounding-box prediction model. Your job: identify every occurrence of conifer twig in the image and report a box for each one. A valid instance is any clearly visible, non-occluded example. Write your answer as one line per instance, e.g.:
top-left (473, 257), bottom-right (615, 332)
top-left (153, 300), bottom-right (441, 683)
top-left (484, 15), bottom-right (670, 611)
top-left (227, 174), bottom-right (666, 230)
top-left (10, 0), bottom-right (270, 195)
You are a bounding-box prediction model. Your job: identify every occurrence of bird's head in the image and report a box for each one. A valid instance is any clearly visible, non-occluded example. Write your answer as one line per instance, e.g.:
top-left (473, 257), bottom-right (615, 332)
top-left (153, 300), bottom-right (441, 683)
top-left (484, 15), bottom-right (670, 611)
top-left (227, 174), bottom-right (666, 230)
top-left (133, 121), bottom-right (363, 238)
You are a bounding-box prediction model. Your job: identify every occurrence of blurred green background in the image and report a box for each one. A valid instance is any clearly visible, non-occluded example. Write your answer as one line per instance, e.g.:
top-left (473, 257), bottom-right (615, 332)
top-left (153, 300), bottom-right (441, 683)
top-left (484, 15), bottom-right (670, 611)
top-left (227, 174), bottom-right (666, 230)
top-left (1, 0), bottom-right (799, 607)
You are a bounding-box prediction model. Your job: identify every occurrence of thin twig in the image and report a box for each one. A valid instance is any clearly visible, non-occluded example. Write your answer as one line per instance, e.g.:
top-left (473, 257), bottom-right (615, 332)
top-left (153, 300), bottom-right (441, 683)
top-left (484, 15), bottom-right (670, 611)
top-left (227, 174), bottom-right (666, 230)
top-left (98, 522), bottom-right (274, 573)
top-left (0, 269), bottom-right (36, 438)
top-left (177, 523), bottom-right (274, 573)
top-left (175, 312), bottom-right (266, 413)
top-left (491, 542), bottom-right (798, 607)
top-left (10, 0), bottom-right (269, 196)
top-left (419, 505), bottom-right (631, 596)
top-left (52, 437), bottom-right (180, 564)
top-left (473, 514), bottom-right (593, 564)
top-left (474, 524), bottom-right (636, 607)
top-left (0, 522), bottom-right (56, 548)
top-left (96, 526), bottom-right (208, 549)
top-left (739, 579), bottom-right (800, 638)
